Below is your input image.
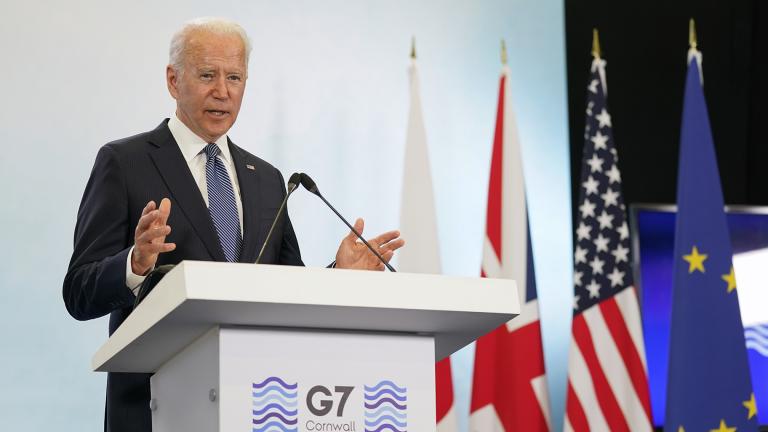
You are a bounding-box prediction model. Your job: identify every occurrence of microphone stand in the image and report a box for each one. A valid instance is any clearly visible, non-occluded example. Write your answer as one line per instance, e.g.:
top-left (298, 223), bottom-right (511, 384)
top-left (256, 173), bottom-right (302, 264)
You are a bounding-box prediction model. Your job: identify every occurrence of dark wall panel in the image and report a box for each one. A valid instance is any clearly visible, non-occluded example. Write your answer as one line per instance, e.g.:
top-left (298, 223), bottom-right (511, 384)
top-left (565, 0), bottom-right (765, 233)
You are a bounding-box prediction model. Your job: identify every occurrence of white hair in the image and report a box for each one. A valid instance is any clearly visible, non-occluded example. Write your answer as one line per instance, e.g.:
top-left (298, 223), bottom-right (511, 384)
top-left (169, 17), bottom-right (252, 75)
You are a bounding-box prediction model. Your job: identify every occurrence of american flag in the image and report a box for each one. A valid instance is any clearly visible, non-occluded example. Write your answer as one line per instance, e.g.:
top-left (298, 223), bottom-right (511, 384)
top-left (470, 60), bottom-right (550, 432)
top-left (564, 56), bottom-right (653, 431)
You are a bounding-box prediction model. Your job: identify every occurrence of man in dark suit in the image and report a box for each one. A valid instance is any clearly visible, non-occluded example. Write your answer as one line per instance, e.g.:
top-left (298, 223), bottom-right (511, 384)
top-left (63, 17), bottom-right (404, 432)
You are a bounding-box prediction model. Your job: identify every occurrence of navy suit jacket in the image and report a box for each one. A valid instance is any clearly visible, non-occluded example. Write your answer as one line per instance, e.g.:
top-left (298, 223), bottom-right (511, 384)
top-left (63, 120), bottom-right (303, 432)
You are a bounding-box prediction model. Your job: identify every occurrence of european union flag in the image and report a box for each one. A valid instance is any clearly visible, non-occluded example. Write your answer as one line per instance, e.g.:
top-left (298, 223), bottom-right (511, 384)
top-left (664, 51), bottom-right (759, 431)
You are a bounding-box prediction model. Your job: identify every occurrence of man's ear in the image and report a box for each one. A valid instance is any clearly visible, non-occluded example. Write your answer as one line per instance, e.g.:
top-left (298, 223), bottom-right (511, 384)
top-left (166, 65), bottom-right (179, 100)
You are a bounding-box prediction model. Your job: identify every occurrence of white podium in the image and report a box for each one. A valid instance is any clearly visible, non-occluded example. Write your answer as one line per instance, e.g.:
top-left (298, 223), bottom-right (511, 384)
top-left (92, 261), bottom-right (519, 432)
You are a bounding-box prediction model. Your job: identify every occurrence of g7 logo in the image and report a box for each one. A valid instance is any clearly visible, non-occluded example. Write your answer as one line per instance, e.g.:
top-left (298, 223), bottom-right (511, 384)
top-left (306, 385), bottom-right (354, 417)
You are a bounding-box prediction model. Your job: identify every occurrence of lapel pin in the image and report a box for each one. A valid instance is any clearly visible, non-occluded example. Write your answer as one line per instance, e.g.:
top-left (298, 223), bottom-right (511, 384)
top-left (246, 164), bottom-right (255, 171)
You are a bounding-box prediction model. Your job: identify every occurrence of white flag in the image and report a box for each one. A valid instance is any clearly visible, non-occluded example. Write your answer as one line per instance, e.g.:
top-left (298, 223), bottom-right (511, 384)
top-left (398, 55), bottom-right (458, 432)
top-left (398, 59), bottom-right (441, 274)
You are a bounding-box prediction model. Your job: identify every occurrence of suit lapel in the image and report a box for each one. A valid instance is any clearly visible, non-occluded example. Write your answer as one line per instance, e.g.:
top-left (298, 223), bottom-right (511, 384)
top-left (146, 121), bottom-right (226, 262)
top-left (229, 139), bottom-right (265, 263)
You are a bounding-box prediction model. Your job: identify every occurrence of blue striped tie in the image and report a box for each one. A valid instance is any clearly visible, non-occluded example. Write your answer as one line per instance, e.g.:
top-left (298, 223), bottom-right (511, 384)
top-left (204, 143), bottom-right (242, 262)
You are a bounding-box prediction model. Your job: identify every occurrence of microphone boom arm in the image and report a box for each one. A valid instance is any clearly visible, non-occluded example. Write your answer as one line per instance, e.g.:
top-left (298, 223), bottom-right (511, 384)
top-left (255, 173), bottom-right (301, 264)
top-left (300, 174), bottom-right (396, 272)
top-left (317, 193), bottom-right (396, 272)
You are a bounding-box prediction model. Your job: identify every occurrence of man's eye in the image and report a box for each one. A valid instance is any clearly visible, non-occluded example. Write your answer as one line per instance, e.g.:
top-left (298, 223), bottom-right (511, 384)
top-left (200, 73), bottom-right (214, 80)
top-left (228, 75), bottom-right (242, 81)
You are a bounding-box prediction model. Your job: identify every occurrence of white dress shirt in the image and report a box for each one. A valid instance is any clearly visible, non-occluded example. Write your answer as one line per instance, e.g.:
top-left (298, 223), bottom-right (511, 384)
top-left (126, 115), bottom-right (244, 293)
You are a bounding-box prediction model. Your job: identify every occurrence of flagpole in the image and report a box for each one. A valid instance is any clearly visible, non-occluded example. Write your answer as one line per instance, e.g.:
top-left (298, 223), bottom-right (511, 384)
top-left (410, 36), bottom-right (416, 60)
top-left (500, 39), bottom-right (508, 65)
top-left (591, 28), bottom-right (607, 94)
top-left (688, 18), bottom-right (697, 49)
top-left (687, 18), bottom-right (703, 84)
top-left (592, 28), bottom-right (601, 59)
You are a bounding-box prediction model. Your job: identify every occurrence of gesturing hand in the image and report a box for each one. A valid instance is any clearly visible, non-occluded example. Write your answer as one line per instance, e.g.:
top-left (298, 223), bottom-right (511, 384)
top-left (130, 198), bottom-right (176, 275)
top-left (335, 218), bottom-right (405, 271)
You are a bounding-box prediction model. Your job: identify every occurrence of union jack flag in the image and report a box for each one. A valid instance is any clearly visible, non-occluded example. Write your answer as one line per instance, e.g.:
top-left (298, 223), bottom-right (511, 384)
top-left (470, 59), bottom-right (551, 432)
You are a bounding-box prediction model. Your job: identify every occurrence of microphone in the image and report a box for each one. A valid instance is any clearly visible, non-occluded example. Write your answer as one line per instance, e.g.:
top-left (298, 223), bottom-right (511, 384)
top-left (255, 172), bottom-right (302, 264)
top-left (299, 173), bottom-right (396, 272)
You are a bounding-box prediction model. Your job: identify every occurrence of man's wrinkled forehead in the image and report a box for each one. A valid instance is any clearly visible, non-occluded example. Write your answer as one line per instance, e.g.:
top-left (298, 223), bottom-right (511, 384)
top-left (183, 30), bottom-right (246, 67)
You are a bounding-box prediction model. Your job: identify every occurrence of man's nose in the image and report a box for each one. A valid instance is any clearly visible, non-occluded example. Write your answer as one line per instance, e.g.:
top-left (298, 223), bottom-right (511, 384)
top-left (212, 75), bottom-right (228, 99)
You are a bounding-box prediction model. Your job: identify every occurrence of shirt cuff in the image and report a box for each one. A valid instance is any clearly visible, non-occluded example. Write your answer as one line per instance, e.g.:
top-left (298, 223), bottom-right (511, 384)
top-left (126, 246), bottom-right (150, 296)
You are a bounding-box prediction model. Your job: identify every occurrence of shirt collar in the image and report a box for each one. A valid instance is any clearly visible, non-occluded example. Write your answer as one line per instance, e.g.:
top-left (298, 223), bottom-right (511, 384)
top-left (168, 114), bottom-right (232, 163)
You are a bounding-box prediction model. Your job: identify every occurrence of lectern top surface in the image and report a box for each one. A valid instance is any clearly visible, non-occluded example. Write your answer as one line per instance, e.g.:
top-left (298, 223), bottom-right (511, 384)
top-left (92, 261), bottom-right (519, 373)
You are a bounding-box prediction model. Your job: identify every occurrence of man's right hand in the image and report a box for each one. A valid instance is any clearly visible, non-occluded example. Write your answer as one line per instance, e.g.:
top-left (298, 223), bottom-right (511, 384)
top-left (131, 198), bottom-right (176, 275)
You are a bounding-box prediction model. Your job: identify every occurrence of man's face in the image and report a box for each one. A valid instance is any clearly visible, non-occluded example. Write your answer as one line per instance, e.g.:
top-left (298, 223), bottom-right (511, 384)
top-left (167, 31), bottom-right (247, 143)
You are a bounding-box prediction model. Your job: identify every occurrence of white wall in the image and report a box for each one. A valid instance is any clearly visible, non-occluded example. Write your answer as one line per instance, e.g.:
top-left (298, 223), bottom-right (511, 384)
top-left (0, 1), bottom-right (571, 430)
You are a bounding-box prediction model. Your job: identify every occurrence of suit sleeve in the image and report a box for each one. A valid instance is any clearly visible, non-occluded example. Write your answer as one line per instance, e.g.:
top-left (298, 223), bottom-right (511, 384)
top-left (63, 145), bottom-right (135, 321)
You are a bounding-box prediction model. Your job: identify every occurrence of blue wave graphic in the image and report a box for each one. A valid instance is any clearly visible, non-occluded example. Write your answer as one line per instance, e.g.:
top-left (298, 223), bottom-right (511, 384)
top-left (252, 377), bottom-right (297, 432)
top-left (747, 341), bottom-right (768, 357)
top-left (252, 412), bottom-right (298, 425)
top-left (364, 380), bottom-right (406, 394)
top-left (748, 323), bottom-right (768, 336)
top-left (364, 388), bottom-right (407, 402)
top-left (253, 376), bottom-right (298, 390)
top-left (364, 425), bottom-right (405, 432)
top-left (365, 415), bottom-right (407, 428)
top-left (746, 330), bottom-right (768, 345)
top-left (365, 381), bottom-right (406, 432)
top-left (252, 385), bottom-right (298, 398)
top-left (252, 403), bottom-right (298, 417)
top-left (252, 420), bottom-right (297, 432)
top-left (252, 394), bottom-right (298, 408)
top-left (365, 398), bottom-right (407, 410)
top-left (364, 406), bottom-right (407, 420)
top-left (746, 325), bottom-right (768, 357)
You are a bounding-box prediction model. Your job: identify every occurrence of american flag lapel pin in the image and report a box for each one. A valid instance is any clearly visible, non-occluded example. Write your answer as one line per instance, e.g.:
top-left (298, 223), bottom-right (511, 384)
top-left (246, 164), bottom-right (255, 171)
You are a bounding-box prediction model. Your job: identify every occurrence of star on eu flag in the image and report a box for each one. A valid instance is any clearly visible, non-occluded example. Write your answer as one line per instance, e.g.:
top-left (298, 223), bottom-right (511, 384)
top-left (710, 419), bottom-right (736, 432)
top-left (683, 245), bottom-right (707, 273)
top-left (721, 266), bottom-right (737, 293)
top-left (743, 393), bottom-right (757, 420)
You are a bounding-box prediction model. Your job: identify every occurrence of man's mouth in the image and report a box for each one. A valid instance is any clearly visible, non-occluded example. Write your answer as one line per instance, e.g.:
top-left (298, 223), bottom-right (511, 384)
top-left (206, 110), bottom-right (229, 117)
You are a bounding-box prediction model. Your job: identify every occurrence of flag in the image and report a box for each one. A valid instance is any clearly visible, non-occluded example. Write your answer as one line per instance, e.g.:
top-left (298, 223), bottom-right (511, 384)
top-left (663, 47), bottom-right (759, 432)
top-left (470, 57), bottom-right (550, 432)
top-left (397, 52), bottom-right (458, 432)
top-left (564, 55), bottom-right (653, 431)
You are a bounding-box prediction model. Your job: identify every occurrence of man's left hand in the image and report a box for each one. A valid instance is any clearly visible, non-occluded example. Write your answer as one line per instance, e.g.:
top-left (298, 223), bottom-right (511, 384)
top-left (335, 218), bottom-right (404, 271)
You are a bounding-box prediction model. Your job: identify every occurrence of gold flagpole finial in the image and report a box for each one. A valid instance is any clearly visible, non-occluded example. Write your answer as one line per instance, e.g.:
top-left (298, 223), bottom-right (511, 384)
top-left (411, 36), bottom-right (416, 59)
top-left (501, 39), bottom-right (508, 65)
top-left (689, 18), bottom-right (697, 49)
top-left (592, 28), bottom-right (601, 58)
